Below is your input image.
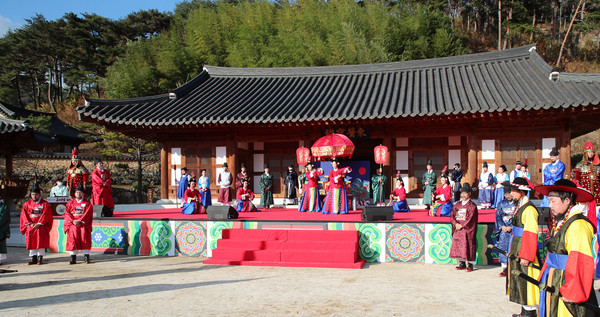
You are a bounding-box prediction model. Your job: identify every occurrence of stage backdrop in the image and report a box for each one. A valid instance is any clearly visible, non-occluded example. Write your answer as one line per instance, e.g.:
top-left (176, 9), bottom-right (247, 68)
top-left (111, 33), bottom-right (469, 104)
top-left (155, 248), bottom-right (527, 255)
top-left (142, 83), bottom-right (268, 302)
top-left (315, 160), bottom-right (370, 204)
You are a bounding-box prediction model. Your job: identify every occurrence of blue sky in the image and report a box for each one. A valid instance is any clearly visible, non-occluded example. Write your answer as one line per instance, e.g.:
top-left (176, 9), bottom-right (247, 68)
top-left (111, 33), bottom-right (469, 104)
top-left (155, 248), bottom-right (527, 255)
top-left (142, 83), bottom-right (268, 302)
top-left (0, 0), bottom-right (183, 36)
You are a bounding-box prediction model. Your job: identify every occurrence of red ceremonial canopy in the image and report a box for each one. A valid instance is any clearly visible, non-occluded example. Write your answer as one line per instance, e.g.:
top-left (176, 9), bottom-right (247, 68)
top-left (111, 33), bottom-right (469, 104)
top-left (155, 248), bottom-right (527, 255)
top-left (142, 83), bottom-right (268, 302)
top-left (296, 147), bottom-right (310, 165)
top-left (311, 134), bottom-right (355, 161)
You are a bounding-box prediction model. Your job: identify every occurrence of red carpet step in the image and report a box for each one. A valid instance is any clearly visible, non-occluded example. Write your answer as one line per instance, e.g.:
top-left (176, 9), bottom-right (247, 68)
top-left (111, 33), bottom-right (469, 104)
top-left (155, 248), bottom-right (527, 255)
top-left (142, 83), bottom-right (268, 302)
top-left (203, 228), bottom-right (366, 269)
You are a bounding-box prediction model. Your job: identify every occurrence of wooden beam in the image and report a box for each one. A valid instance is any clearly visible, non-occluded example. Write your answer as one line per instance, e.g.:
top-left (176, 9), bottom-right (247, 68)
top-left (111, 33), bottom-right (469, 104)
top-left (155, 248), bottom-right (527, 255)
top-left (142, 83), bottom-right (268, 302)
top-left (467, 134), bottom-right (478, 188)
top-left (160, 146), bottom-right (168, 199)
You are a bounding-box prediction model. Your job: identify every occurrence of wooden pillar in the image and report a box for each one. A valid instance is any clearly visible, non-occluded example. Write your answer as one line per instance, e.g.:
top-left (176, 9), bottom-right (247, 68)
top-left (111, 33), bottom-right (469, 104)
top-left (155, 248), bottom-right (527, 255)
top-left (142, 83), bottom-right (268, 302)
top-left (467, 135), bottom-right (478, 187)
top-left (535, 139), bottom-right (543, 184)
top-left (228, 137), bottom-right (237, 191)
top-left (383, 136), bottom-right (393, 194)
top-left (561, 128), bottom-right (571, 172)
top-left (160, 146), bottom-right (168, 199)
top-left (6, 154), bottom-right (13, 178)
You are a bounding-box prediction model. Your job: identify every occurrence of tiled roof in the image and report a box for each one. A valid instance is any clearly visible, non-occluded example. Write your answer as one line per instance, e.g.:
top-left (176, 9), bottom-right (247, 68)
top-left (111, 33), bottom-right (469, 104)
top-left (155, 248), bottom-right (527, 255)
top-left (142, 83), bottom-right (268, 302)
top-left (0, 101), bottom-right (87, 145)
top-left (79, 44), bottom-right (600, 127)
top-left (0, 116), bottom-right (29, 134)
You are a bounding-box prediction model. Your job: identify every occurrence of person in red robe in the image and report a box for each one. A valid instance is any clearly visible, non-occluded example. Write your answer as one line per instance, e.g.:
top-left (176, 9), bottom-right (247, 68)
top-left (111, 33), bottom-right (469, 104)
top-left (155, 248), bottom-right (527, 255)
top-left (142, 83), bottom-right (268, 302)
top-left (235, 163), bottom-right (249, 190)
top-left (64, 185), bottom-right (93, 264)
top-left (299, 161), bottom-right (324, 212)
top-left (181, 179), bottom-right (205, 214)
top-left (66, 148), bottom-right (89, 198)
top-left (430, 174), bottom-right (453, 217)
top-left (321, 159), bottom-right (352, 214)
top-left (571, 141), bottom-right (600, 204)
top-left (20, 183), bottom-right (53, 265)
top-left (236, 178), bottom-right (258, 212)
top-left (91, 158), bottom-right (114, 217)
top-left (450, 182), bottom-right (478, 272)
top-left (388, 176), bottom-right (410, 213)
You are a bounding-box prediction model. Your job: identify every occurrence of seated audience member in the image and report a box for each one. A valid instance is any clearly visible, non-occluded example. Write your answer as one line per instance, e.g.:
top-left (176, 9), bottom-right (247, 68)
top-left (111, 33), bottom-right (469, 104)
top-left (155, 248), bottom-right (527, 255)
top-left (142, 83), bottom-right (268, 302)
top-left (50, 177), bottom-right (69, 197)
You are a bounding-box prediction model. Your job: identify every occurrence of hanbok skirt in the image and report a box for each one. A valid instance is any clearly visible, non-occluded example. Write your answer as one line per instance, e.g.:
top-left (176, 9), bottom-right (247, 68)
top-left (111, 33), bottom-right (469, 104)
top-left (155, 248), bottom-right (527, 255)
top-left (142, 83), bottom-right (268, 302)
top-left (388, 199), bottom-right (410, 213)
top-left (181, 202), bottom-right (205, 215)
top-left (201, 188), bottom-right (212, 207)
top-left (321, 187), bottom-right (349, 214)
top-left (492, 187), bottom-right (505, 209)
top-left (177, 182), bottom-right (187, 199)
top-left (299, 187), bottom-right (322, 212)
top-left (237, 200), bottom-right (258, 212)
top-left (431, 201), bottom-right (453, 217)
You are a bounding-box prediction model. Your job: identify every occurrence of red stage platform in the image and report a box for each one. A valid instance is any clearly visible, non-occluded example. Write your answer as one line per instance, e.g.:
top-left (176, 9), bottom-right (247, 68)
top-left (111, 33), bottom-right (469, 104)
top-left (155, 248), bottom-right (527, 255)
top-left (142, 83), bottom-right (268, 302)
top-left (107, 207), bottom-right (496, 223)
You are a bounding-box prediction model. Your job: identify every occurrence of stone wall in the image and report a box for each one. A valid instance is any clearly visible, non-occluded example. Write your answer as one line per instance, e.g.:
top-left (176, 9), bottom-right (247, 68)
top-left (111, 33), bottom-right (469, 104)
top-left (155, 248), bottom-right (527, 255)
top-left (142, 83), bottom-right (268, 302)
top-left (1, 157), bottom-right (159, 185)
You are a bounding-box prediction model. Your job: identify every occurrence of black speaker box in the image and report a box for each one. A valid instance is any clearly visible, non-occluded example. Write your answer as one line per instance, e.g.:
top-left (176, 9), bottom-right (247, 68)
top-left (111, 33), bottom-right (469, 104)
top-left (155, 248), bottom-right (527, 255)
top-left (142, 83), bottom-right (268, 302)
top-left (207, 205), bottom-right (239, 220)
top-left (361, 206), bottom-right (394, 221)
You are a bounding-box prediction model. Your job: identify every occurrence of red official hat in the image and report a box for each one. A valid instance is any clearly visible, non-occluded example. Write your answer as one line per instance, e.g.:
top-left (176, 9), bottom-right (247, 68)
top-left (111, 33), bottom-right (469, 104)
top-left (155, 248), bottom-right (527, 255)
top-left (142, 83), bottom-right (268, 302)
top-left (585, 141), bottom-right (594, 152)
top-left (72, 148), bottom-right (78, 156)
top-left (534, 179), bottom-right (593, 203)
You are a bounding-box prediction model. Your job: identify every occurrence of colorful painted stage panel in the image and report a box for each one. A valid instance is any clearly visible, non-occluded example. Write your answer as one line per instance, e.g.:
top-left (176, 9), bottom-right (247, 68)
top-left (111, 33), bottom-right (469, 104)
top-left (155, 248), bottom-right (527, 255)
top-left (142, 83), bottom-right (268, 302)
top-left (174, 221), bottom-right (207, 257)
top-left (48, 218), bottom-right (511, 264)
top-left (49, 219), bottom-right (175, 256)
top-left (386, 224), bottom-right (425, 263)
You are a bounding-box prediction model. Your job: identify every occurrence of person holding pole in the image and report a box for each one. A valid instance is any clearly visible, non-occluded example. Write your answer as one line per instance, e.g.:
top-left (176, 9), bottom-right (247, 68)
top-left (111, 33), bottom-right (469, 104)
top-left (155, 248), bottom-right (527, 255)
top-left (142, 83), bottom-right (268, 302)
top-left (371, 167), bottom-right (387, 206)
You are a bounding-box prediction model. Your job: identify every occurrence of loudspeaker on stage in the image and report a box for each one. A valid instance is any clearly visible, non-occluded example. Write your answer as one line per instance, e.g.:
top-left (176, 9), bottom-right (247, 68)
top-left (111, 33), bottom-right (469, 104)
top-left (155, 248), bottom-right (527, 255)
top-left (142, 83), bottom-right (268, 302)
top-left (361, 206), bottom-right (394, 221)
top-left (207, 205), bottom-right (239, 220)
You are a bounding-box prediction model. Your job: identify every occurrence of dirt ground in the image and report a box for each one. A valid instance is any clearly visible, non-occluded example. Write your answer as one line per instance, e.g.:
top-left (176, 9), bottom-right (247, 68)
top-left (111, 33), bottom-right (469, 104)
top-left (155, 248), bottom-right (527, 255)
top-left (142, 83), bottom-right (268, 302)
top-left (1, 247), bottom-right (599, 316)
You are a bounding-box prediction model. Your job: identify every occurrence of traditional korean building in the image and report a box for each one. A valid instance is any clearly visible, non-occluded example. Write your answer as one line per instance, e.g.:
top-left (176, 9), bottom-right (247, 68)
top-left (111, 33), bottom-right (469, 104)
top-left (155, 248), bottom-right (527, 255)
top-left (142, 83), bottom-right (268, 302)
top-left (78, 44), bottom-right (600, 200)
top-left (0, 101), bottom-right (87, 151)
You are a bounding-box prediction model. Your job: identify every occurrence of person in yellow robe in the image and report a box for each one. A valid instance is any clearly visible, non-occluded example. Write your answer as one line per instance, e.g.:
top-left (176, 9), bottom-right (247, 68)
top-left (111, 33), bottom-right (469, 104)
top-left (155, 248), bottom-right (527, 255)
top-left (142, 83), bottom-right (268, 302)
top-left (534, 179), bottom-right (598, 317)
top-left (504, 177), bottom-right (540, 317)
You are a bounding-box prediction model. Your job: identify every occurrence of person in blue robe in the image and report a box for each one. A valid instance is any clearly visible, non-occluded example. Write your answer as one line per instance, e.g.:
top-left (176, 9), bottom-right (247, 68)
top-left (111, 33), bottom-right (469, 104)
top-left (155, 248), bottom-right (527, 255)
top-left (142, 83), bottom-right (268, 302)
top-left (478, 162), bottom-right (494, 209)
top-left (492, 165), bottom-right (509, 209)
top-left (198, 169), bottom-right (212, 207)
top-left (493, 186), bottom-right (516, 277)
top-left (177, 167), bottom-right (190, 204)
top-left (540, 147), bottom-right (566, 207)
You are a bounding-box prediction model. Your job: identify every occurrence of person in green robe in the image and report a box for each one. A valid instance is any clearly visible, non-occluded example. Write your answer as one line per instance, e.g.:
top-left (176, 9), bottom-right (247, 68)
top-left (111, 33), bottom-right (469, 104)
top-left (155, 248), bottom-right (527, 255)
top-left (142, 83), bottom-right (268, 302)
top-left (422, 160), bottom-right (437, 210)
top-left (0, 200), bottom-right (10, 264)
top-left (371, 167), bottom-right (387, 206)
top-left (260, 164), bottom-right (274, 209)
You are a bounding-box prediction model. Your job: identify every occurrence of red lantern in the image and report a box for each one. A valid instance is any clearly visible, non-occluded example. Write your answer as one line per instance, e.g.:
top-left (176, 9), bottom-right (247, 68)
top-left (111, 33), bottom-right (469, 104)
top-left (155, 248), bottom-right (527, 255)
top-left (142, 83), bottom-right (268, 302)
top-left (374, 145), bottom-right (388, 164)
top-left (296, 147), bottom-right (310, 165)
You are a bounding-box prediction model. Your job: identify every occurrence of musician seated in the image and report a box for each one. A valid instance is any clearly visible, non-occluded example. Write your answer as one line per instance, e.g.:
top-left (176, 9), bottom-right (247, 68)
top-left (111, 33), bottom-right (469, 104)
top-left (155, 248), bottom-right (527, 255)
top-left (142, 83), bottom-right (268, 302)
top-left (236, 179), bottom-right (259, 212)
top-left (181, 179), bottom-right (205, 214)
